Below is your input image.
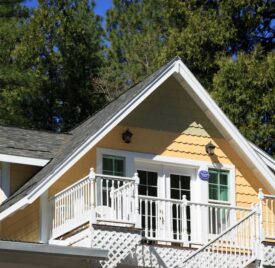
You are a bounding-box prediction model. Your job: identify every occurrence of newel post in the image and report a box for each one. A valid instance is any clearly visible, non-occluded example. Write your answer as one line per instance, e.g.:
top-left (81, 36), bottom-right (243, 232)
top-left (134, 172), bottom-right (141, 228)
top-left (89, 167), bottom-right (96, 224)
top-left (255, 188), bottom-right (264, 262)
top-left (182, 195), bottom-right (188, 245)
top-left (258, 188), bottom-right (265, 240)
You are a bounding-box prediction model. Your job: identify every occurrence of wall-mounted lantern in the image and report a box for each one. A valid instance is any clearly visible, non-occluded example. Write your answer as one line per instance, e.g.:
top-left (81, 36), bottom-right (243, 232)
top-left (122, 129), bottom-right (133, 144)
top-left (205, 142), bottom-right (216, 156)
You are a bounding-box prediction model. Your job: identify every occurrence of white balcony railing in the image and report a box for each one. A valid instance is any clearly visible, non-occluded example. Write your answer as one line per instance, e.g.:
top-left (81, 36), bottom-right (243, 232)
top-left (258, 189), bottom-right (275, 240)
top-left (49, 170), bottom-right (275, 245)
top-left (139, 195), bottom-right (252, 244)
top-left (50, 169), bottom-right (139, 239)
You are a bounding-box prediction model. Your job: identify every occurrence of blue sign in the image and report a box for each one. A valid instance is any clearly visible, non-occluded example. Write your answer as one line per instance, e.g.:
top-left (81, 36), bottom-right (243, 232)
top-left (199, 170), bottom-right (209, 181)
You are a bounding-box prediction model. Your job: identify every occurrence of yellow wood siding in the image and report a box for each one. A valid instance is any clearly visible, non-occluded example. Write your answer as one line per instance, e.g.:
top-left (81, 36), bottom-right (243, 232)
top-left (10, 164), bottom-right (41, 195)
top-left (49, 76), bottom-right (268, 208)
top-left (1, 75), bottom-right (269, 242)
top-left (0, 199), bottom-right (40, 242)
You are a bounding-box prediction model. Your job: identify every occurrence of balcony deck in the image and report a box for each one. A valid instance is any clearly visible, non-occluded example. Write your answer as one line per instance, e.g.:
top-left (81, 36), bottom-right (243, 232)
top-left (48, 170), bottom-right (275, 267)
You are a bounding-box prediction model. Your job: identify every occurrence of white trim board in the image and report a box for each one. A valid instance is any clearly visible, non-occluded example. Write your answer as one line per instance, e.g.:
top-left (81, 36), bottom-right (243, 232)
top-left (0, 154), bottom-right (49, 167)
top-left (249, 142), bottom-right (275, 171)
top-left (0, 58), bottom-right (274, 221)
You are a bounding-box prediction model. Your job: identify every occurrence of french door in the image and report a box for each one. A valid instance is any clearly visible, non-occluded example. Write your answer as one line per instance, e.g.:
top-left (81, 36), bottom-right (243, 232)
top-left (136, 162), bottom-right (191, 242)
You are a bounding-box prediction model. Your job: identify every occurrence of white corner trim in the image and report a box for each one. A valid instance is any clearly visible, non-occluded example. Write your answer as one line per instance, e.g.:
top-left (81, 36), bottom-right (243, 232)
top-left (0, 154), bottom-right (49, 167)
top-left (40, 190), bottom-right (50, 243)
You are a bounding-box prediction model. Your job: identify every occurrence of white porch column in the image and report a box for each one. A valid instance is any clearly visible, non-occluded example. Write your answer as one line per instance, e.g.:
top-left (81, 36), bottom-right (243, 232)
top-left (40, 190), bottom-right (50, 243)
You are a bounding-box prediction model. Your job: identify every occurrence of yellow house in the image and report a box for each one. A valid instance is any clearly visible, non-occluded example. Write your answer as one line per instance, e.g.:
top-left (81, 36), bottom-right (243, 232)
top-left (0, 57), bottom-right (274, 268)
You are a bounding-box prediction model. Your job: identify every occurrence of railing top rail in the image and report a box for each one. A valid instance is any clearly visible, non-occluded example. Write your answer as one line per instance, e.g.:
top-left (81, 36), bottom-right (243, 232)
top-left (96, 173), bottom-right (135, 182)
top-left (188, 200), bottom-right (253, 211)
top-left (49, 174), bottom-right (90, 201)
top-left (180, 208), bottom-right (257, 265)
top-left (138, 195), bottom-right (183, 204)
top-left (263, 193), bottom-right (275, 199)
top-left (138, 195), bottom-right (252, 211)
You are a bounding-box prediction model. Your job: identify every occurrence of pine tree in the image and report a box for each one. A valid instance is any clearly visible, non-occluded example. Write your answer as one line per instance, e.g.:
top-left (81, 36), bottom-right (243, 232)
top-left (0, 0), bottom-right (30, 126)
top-left (104, 0), bottom-right (275, 154)
top-left (2, 0), bottom-right (105, 131)
top-left (100, 0), bottom-right (169, 96)
top-left (212, 49), bottom-right (275, 156)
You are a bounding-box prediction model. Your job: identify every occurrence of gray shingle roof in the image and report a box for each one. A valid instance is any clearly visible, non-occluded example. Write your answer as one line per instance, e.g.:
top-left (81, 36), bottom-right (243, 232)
top-left (0, 126), bottom-right (70, 159)
top-left (0, 57), bottom-right (180, 213)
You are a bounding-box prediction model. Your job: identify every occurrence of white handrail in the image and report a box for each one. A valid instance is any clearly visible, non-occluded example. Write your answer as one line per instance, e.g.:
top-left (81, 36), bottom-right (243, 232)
top-left (50, 175), bottom-right (90, 200)
top-left (50, 171), bottom-right (138, 239)
top-left (180, 208), bottom-right (259, 268)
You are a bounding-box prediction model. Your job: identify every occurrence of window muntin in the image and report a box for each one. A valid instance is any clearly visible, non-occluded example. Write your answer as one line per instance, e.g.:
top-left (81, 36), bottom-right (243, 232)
top-left (209, 169), bottom-right (229, 202)
top-left (170, 174), bottom-right (190, 200)
top-left (102, 154), bottom-right (125, 176)
top-left (138, 170), bottom-right (158, 197)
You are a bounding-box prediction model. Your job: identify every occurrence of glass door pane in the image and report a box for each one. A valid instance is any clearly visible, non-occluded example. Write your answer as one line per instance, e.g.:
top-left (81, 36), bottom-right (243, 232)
top-left (138, 170), bottom-right (158, 239)
top-left (170, 174), bottom-right (191, 241)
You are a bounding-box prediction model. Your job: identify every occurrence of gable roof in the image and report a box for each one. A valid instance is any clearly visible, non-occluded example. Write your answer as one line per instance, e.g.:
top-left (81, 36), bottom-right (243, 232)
top-left (0, 125), bottom-right (69, 161)
top-left (0, 57), bottom-right (274, 220)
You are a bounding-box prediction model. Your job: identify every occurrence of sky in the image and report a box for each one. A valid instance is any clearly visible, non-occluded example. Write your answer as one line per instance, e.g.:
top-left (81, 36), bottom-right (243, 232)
top-left (24, 0), bottom-right (113, 18)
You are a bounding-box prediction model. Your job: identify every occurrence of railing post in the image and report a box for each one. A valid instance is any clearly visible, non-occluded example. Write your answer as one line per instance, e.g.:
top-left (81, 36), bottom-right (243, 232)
top-left (134, 172), bottom-right (141, 228)
top-left (182, 195), bottom-right (188, 245)
top-left (255, 203), bottom-right (264, 263)
top-left (89, 167), bottom-right (96, 224)
top-left (258, 188), bottom-right (265, 240)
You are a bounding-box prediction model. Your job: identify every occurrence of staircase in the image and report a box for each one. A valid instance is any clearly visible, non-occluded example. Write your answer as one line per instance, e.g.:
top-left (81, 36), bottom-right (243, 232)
top-left (179, 208), bottom-right (260, 268)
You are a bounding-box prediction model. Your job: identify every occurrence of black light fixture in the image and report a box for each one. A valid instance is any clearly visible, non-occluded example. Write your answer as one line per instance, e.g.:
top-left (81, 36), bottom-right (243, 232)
top-left (122, 129), bottom-right (133, 144)
top-left (205, 141), bottom-right (216, 156)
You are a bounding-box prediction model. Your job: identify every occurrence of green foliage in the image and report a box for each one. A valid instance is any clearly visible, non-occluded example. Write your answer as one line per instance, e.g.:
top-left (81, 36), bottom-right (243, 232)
top-left (0, 0), bottom-right (30, 126)
top-left (101, 0), bottom-right (169, 95)
top-left (212, 50), bottom-right (275, 155)
top-left (104, 0), bottom-right (274, 154)
top-left (1, 0), bottom-right (105, 131)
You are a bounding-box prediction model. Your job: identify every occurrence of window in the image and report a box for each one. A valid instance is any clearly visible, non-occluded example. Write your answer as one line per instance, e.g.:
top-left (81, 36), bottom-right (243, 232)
top-left (101, 155), bottom-right (125, 206)
top-left (170, 174), bottom-right (190, 200)
top-left (170, 174), bottom-right (191, 240)
top-left (208, 169), bottom-right (230, 234)
top-left (208, 169), bottom-right (229, 202)
top-left (138, 170), bottom-right (158, 197)
top-left (102, 155), bottom-right (125, 176)
top-left (138, 170), bottom-right (158, 238)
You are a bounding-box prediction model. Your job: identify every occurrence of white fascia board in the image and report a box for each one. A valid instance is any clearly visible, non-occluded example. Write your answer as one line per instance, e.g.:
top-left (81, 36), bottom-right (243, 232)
top-left (250, 142), bottom-right (275, 171)
top-left (0, 153), bottom-right (49, 167)
top-left (0, 240), bottom-right (108, 260)
top-left (177, 61), bottom-right (275, 192)
top-left (0, 62), bottom-right (178, 220)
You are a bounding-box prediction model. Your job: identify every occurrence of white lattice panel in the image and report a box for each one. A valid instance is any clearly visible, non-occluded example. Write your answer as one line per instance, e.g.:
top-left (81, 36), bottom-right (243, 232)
top-left (91, 226), bottom-right (141, 268)
top-left (179, 251), bottom-right (252, 268)
top-left (263, 243), bottom-right (275, 266)
top-left (122, 244), bottom-right (192, 268)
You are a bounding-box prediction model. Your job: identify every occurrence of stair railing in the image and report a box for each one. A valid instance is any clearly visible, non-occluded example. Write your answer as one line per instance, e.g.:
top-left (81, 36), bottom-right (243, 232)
top-left (179, 207), bottom-right (260, 268)
top-left (258, 188), bottom-right (275, 240)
